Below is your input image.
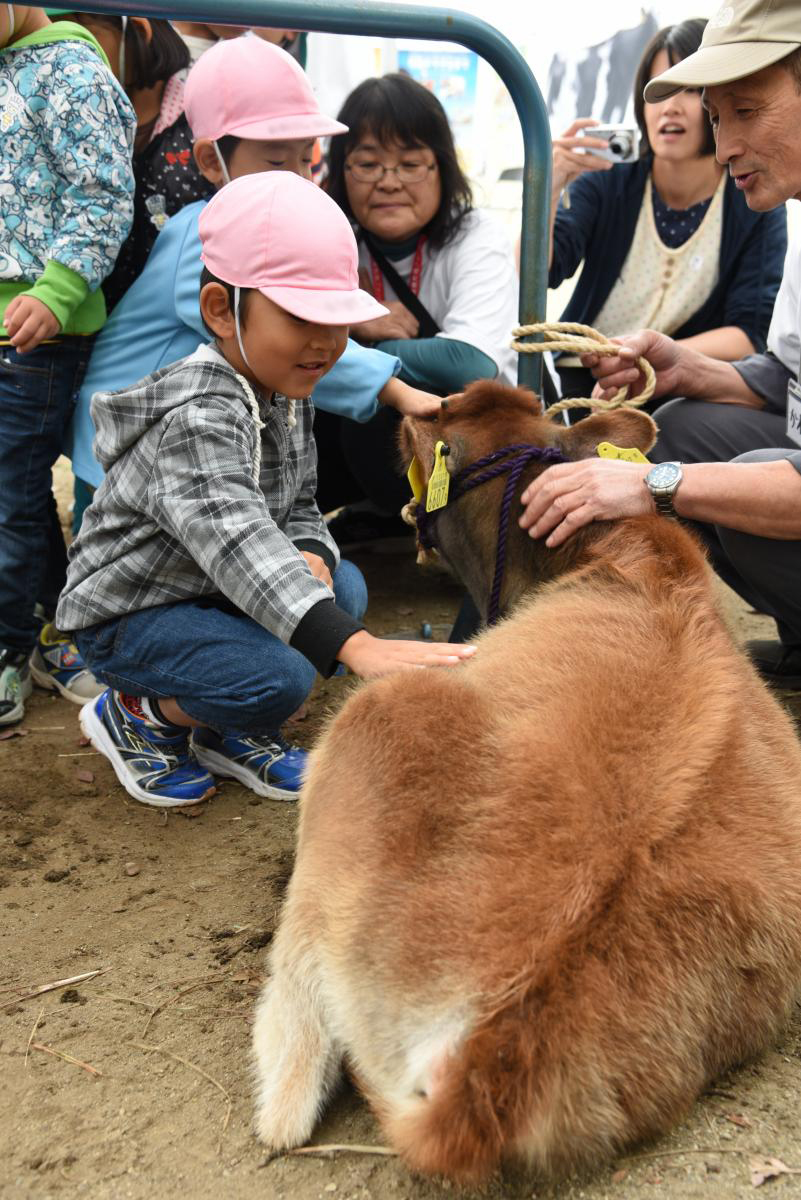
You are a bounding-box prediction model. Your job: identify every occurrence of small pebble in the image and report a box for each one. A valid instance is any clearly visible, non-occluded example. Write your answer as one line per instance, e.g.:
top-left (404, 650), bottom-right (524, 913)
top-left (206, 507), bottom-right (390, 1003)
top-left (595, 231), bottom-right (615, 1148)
top-left (43, 869), bottom-right (70, 883)
top-left (421, 622), bottom-right (433, 640)
top-left (124, 862), bottom-right (140, 877)
top-left (14, 832), bottom-right (33, 847)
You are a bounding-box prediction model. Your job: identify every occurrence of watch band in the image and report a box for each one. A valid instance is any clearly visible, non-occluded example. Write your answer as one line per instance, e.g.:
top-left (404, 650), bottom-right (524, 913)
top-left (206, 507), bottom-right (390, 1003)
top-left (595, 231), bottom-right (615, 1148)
top-left (652, 492), bottom-right (677, 518)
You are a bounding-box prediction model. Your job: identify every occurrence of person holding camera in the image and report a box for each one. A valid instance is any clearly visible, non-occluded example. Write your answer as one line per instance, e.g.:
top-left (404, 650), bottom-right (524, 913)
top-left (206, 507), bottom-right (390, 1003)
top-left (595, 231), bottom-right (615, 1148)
top-left (548, 18), bottom-right (787, 402)
top-left (523, 0), bottom-right (801, 689)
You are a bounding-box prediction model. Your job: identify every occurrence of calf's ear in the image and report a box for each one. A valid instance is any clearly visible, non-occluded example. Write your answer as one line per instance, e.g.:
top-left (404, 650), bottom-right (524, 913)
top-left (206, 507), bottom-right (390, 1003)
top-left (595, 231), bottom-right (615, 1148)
top-left (556, 407), bottom-right (658, 460)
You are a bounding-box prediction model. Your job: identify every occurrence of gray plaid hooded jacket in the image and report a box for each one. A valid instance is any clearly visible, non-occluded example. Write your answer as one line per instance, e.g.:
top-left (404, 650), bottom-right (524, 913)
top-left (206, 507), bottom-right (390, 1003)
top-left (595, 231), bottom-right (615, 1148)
top-left (56, 344), bottom-right (363, 676)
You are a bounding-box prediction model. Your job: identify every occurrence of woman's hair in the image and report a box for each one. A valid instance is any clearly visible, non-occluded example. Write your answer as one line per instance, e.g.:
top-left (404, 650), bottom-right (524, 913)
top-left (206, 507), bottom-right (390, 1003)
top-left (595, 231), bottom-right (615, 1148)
top-left (633, 19), bottom-right (716, 157)
top-left (65, 14), bottom-right (189, 91)
top-left (199, 266), bottom-right (252, 337)
top-left (325, 73), bottom-right (473, 249)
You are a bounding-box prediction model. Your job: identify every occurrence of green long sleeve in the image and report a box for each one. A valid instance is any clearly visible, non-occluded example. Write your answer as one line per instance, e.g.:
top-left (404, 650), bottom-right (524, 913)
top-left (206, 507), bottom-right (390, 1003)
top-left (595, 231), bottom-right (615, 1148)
top-left (375, 337), bottom-right (497, 395)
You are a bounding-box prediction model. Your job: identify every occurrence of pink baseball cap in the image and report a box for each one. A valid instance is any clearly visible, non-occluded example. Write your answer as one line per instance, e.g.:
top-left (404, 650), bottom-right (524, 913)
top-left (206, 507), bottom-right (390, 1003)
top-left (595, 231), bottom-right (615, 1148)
top-left (184, 36), bottom-right (347, 142)
top-left (199, 172), bottom-right (389, 325)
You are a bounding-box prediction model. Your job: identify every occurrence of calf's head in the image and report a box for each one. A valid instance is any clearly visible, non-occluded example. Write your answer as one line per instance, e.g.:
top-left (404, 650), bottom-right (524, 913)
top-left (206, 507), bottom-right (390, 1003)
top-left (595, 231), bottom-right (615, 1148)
top-left (399, 381), bottom-right (657, 622)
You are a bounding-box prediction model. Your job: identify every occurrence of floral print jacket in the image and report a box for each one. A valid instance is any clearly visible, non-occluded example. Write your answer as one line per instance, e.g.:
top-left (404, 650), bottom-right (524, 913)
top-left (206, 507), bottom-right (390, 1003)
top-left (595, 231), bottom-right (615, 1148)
top-left (0, 23), bottom-right (136, 335)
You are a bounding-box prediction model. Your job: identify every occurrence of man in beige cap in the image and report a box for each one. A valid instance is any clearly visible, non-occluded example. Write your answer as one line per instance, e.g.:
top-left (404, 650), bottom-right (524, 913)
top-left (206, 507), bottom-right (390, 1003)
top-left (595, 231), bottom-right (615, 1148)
top-left (518, 0), bottom-right (801, 689)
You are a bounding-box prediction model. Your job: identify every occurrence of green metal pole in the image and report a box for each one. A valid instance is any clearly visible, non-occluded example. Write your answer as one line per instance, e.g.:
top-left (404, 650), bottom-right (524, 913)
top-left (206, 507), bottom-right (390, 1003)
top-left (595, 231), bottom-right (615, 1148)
top-left (46, 0), bottom-right (551, 391)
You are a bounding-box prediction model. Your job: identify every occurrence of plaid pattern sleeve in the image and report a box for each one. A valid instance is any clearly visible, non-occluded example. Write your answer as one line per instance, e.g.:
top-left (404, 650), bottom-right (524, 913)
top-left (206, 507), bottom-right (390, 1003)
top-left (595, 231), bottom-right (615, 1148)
top-left (56, 350), bottom-right (337, 645)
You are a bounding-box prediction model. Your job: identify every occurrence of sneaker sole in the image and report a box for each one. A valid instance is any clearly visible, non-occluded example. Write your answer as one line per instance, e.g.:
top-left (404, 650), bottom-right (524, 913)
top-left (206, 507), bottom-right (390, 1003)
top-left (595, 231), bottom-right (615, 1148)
top-left (192, 744), bottom-right (300, 802)
top-left (0, 672), bottom-right (33, 726)
top-left (31, 661), bottom-right (104, 705)
top-left (80, 698), bottom-right (216, 809)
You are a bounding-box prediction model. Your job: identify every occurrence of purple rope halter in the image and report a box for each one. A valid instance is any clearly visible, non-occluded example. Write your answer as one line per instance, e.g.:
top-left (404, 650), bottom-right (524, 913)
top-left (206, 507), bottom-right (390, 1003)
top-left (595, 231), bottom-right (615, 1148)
top-left (416, 442), bottom-right (568, 626)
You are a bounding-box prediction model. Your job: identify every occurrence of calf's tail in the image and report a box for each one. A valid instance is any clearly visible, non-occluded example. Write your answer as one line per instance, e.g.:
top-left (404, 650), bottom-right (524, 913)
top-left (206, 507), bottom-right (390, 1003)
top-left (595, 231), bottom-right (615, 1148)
top-left (385, 962), bottom-right (672, 1184)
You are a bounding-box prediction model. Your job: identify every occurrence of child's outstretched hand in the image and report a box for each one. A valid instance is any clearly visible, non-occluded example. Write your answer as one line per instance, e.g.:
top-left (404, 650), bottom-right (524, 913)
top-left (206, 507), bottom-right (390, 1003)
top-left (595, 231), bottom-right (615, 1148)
top-left (378, 376), bottom-right (440, 418)
top-left (338, 629), bottom-right (476, 679)
top-left (4, 295), bottom-right (61, 353)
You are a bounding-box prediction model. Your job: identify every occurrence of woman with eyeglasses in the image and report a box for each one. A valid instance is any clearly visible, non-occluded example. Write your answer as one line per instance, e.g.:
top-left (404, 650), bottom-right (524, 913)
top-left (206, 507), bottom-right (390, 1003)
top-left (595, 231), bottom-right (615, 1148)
top-left (321, 71), bottom-right (519, 547)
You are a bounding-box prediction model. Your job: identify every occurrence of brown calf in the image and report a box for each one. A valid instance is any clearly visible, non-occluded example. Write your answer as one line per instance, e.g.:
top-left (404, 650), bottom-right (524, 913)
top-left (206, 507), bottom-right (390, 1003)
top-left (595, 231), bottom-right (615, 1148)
top-left (252, 382), bottom-right (801, 1182)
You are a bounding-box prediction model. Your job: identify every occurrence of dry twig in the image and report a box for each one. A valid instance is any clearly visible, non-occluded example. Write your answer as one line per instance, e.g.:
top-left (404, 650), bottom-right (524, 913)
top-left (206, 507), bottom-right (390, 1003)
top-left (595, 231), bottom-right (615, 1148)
top-left (25, 1008), bottom-right (45, 1067)
top-left (127, 1040), bottom-right (232, 1130)
top-left (31, 1041), bottom-right (102, 1077)
top-left (620, 1147), bottom-right (752, 1163)
top-left (3, 967), bottom-right (109, 1010)
top-left (102, 993), bottom-right (156, 1013)
top-left (265, 1143), bottom-right (397, 1163)
top-left (141, 974), bottom-right (232, 1037)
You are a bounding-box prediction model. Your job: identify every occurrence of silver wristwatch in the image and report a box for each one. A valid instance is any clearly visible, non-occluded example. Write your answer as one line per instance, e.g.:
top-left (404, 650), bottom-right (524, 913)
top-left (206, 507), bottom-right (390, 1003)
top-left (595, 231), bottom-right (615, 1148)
top-left (644, 461), bottom-right (683, 517)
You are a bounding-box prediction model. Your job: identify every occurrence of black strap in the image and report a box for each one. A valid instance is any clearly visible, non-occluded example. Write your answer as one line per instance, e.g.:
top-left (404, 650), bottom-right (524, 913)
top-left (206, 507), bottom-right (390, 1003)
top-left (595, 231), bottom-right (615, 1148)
top-left (361, 231), bottom-right (441, 339)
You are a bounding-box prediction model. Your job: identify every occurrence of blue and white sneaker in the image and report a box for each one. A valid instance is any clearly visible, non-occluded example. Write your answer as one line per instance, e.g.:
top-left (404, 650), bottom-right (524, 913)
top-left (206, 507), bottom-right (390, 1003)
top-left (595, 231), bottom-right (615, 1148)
top-left (192, 728), bottom-right (307, 801)
top-left (30, 623), bottom-right (104, 705)
top-left (0, 649), bottom-right (33, 726)
top-left (80, 689), bottom-right (216, 808)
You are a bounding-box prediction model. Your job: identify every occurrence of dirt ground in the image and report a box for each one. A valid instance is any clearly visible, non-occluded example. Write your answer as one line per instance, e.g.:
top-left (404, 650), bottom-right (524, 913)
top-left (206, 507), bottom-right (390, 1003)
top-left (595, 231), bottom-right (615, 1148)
top-left (2, 464), bottom-right (801, 1200)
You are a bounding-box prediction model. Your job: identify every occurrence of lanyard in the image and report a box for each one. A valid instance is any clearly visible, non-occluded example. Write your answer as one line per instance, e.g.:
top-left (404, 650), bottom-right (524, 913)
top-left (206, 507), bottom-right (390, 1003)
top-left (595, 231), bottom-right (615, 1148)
top-left (369, 235), bottom-right (426, 303)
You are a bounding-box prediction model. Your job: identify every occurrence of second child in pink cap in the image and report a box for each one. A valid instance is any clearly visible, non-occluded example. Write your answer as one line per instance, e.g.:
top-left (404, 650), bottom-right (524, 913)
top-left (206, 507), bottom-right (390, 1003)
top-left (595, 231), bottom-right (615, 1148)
top-left (68, 35), bottom-right (440, 516)
top-left (56, 171), bottom-right (477, 810)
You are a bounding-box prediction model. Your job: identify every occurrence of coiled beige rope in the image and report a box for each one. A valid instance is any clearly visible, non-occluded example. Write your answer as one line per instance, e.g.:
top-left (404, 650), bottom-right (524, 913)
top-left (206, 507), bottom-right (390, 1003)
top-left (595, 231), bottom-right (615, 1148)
top-left (511, 322), bottom-right (655, 417)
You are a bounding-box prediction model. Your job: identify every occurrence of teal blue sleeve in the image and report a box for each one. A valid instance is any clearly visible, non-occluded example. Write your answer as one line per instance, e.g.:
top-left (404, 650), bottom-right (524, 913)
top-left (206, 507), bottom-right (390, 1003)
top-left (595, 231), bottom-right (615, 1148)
top-left (312, 339), bottom-right (400, 422)
top-left (376, 337), bottom-right (497, 394)
top-left (174, 220), bottom-right (208, 340)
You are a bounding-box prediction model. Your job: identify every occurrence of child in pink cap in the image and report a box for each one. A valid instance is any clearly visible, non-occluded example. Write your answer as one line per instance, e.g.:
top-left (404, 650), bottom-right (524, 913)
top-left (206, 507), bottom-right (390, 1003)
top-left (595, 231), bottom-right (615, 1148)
top-left (68, 35), bottom-right (439, 523)
top-left (56, 172), bottom-right (476, 809)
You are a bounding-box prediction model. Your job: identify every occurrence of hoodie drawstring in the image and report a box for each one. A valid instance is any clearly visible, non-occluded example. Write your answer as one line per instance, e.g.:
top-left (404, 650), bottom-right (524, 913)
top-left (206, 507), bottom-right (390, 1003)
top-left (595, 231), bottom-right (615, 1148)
top-left (234, 372), bottom-right (266, 484)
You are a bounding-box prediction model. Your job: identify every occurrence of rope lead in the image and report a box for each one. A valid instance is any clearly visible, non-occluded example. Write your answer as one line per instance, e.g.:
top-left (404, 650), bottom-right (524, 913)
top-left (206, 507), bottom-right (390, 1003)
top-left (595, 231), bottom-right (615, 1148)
top-left (511, 321), bottom-right (656, 417)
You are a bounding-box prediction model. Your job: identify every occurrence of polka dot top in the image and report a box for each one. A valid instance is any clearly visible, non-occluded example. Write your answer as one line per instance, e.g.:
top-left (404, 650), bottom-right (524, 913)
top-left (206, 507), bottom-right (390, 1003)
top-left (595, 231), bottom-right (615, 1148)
top-left (591, 173), bottom-right (725, 340)
top-left (652, 186), bottom-right (713, 249)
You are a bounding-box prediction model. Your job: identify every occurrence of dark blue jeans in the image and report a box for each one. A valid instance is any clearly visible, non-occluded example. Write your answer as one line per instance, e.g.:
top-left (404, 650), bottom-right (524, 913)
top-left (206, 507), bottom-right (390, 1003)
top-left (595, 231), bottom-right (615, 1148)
top-left (0, 338), bottom-right (92, 654)
top-left (74, 560), bottom-right (368, 734)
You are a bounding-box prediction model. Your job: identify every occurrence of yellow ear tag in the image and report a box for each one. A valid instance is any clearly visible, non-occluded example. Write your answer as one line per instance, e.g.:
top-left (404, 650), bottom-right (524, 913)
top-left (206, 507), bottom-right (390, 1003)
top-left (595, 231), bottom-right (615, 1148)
top-left (407, 456), bottom-right (425, 503)
top-left (596, 441), bottom-right (650, 465)
top-left (425, 441), bottom-right (451, 513)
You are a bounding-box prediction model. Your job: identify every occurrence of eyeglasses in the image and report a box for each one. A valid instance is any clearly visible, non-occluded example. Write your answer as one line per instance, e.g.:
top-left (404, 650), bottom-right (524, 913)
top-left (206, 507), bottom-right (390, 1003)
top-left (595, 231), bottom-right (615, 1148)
top-left (345, 160), bottom-right (437, 185)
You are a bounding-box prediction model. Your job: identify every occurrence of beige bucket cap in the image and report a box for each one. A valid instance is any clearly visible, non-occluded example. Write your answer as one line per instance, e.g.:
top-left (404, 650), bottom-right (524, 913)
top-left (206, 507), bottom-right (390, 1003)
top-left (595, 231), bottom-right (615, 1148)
top-left (644, 0), bottom-right (801, 102)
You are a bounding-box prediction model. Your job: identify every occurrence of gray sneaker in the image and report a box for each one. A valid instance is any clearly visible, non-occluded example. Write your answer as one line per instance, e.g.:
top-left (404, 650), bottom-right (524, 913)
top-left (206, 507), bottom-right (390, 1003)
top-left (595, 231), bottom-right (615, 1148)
top-left (0, 649), bottom-right (33, 726)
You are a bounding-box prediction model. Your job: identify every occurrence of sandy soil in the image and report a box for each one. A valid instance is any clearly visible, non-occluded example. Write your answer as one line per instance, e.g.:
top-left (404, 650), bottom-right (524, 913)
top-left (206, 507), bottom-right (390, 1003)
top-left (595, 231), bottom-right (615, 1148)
top-left (2, 464), bottom-right (801, 1200)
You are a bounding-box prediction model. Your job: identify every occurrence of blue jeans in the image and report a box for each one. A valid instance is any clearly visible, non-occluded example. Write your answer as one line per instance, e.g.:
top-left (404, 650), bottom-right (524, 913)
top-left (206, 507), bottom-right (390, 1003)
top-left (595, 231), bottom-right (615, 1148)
top-left (74, 560), bottom-right (368, 734)
top-left (0, 338), bottom-right (92, 654)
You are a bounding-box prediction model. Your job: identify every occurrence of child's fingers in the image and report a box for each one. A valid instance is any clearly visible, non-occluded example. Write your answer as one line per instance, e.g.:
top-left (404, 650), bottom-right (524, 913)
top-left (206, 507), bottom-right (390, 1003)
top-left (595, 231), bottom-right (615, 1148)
top-left (9, 317), bottom-right (39, 352)
top-left (10, 313), bottom-right (47, 353)
top-left (3, 298), bottom-right (21, 336)
top-left (400, 642), bottom-right (476, 668)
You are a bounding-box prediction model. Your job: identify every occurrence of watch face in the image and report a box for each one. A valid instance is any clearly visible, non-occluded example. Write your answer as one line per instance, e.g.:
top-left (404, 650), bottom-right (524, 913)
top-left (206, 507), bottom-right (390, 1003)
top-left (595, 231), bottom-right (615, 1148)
top-left (647, 462), bottom-right (681, 490)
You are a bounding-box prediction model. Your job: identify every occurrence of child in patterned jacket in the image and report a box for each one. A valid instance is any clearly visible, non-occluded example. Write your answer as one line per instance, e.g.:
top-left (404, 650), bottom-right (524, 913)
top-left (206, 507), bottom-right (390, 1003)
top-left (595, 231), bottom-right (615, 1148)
top-left (0, 4), bottom-right (136, 724)
top-left (57, 172), bottom-right (475, 809)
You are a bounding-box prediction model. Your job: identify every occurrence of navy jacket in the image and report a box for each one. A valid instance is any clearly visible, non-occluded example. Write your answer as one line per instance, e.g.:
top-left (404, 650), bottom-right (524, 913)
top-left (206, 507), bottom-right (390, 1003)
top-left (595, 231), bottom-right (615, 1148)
top-left (550, 158), bottom-right (787, 352)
